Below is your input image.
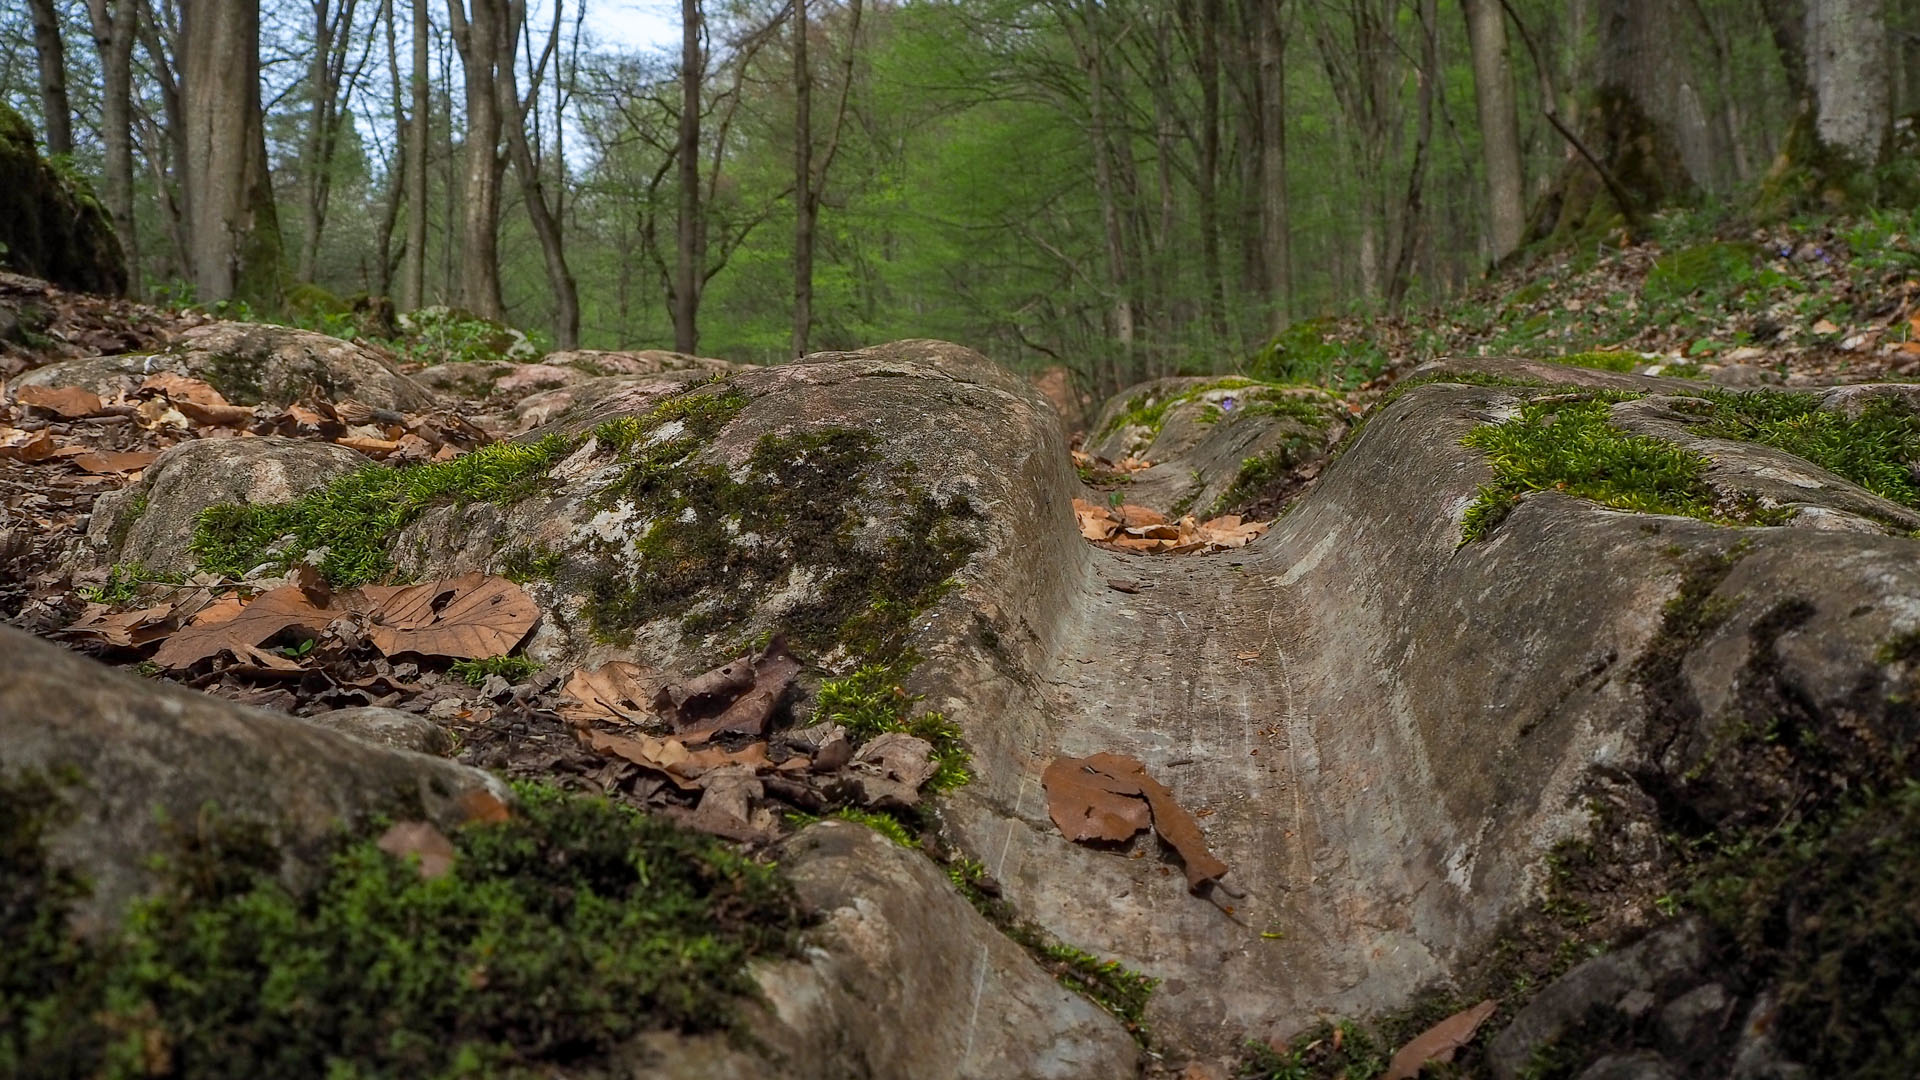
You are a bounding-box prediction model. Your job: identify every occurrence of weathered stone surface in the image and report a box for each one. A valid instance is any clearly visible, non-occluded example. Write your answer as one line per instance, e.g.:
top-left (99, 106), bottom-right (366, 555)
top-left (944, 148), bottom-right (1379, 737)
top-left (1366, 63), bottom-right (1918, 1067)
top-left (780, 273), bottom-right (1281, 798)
top-left (1486, 921), bottom-right (1707, 1079)
top-left (1084, 375), bottom-right (1347, 513)
top-left (1576, 1053), bottom-right (1685, 1080)
top-left (0, 625), bottom-right (509, 929)
top-left (18, 322), bottom-right (433, 410)
top-left (543, 348), bottom-right (737, 377)
top-left (506, 371), bottom-right (719, 431)
top-left (745, 820), bottom-right (1139, 1079)
top-left (306, 706), bottom-right (450, 755)
top-left (87, 437), bottom-right (368, 573)
top-left (0, 104), bottom-right (125, 295)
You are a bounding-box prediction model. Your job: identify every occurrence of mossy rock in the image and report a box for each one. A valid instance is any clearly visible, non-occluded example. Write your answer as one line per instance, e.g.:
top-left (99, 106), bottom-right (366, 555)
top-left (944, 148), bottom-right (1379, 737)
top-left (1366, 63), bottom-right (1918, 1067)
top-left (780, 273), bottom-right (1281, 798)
top-left (0, 104), bottom-right (125, 296)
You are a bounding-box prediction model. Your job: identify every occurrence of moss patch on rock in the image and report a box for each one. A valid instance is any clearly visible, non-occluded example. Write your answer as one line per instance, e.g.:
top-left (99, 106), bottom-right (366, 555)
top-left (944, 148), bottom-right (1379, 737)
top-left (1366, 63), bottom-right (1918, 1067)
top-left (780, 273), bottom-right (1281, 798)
top-left (577, 410), bottom-right (979, 663)
top-left (1460, 394), bottom-right (1724, 541)
top-left (0, 103), bottom-right (125, 295)
top-left (0, 772), bottom-right (797, 1079)
top-left (1695, 390), bottom-right (1920, 510)
top-left (192, 435), bottom-right (573, 585)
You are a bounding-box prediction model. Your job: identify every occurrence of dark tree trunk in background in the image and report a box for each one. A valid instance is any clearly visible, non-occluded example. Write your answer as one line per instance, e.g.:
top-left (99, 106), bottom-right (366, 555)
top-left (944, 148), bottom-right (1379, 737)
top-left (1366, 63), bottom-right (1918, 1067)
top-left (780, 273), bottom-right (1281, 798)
top-left (498, 4), bottom-right (581, 348)
top-left (792, 0), bottom-right (813, 358)
top-left (87, 0), bottom-right (141, 294)
top-left (403, 0), bottom-right (430, 309)
top-left (27, 0), bottom-right (74, 157)
top-left (674, 0), bottom-right (704, 353)
top-left (447, 0), bottom-right (507, 321)
top-left (1256, 0), bottom-right (1291, 332)
top-left (1463, 0), bottom-right (1524, 260)
top-left (181, 0), bottom-right (282, 306)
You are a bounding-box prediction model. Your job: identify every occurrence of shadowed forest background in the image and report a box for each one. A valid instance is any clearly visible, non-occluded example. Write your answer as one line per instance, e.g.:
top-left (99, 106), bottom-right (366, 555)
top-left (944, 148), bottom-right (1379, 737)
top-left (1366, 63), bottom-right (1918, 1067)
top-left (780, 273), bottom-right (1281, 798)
top-left (2, 0), bottom-right (1918, 400)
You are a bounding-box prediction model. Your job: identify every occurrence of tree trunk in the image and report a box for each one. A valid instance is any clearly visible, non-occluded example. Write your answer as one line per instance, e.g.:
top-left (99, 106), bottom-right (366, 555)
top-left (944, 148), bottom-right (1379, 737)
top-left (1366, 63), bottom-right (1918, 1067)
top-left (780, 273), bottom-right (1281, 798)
top-left (181, 0), bottom-right (282, 307)
top-left (374, 0), bottom-right (404, 301)
top-left (1255, 0), bottom-right (1291, 332)
top-left (87, 0), bottom-right (141, 294)
top-left (673, 0), bottom-right (703, 354)
top-left (447, 0), bottom-right (506, 321)
top-left (1806, 0), bottom-right (1890, 166)
top-left (791, 0), bottom-right (813, 359)
top-left (1077, 0), bottom-right (1134, 386)
top-left (27, 0), bottom-right (74, 157)
top-left (138, 0), bottom-right (193, 277)
top-left (1385, 0), bottom-right (1437, 309)
top-left (1195, 0), bottom-right (1227, 339)
top-left (497, 7), bottom-right (580, 348)
top-left (403, 0), bottom-right (430, 310)
top-left (1462, 0), bottom-right (1524, 261)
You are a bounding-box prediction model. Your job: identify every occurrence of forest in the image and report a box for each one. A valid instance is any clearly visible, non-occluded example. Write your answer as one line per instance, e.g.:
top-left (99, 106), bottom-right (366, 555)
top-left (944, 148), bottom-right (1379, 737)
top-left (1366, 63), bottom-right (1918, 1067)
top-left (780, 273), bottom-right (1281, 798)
top-left (2, 0), bottom-right (1918, 394)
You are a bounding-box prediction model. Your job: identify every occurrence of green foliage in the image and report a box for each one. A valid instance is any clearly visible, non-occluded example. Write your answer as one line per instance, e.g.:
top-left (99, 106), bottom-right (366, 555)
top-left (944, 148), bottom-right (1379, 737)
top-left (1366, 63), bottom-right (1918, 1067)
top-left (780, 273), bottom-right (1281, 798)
top-left (79, 564), bottom-right (150, 605)
top-left (0, 775), bottom-right (798, 1079)
top-left (382, 307), bottom-right (543, 367)
top-left (1642, 242), bottom-right (1762, 306)
top-left (1207, 441), bottom-right (1314, 518)
top-left (1236, 1021), bottom-right (1387, 1080)
top-left (785, 808), bottom-right (920, 848)
top-left (449, 655), bottom-right (541, 686)
top-left (1037, 944), bottom-right (1159, 1029)
top-left (1695, 391), bottom-right (1920, 510)
top-left (190, 434), bottom-right (572, 585)
top-left (1548, 350), bottom-right (1644, 373)
top-left (1245, 320), bottom-right (1389, 388)
top-left (1460, 395), bottom-right (1720, 541)
top-left (815, 664), bottom-right (972, 792)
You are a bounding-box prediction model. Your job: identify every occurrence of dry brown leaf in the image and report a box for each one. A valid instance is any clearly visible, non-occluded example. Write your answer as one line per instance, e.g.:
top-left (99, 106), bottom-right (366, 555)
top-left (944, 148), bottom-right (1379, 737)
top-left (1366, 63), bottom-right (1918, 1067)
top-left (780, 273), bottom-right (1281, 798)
top-left (577, 728), bottom-right (772, 788)
top-left (357, 573), bottom-right (538, 660)
top-left (57, 603), bottom-right (175, 647)
top-left (152, 586), bottom-right (338, 669)
top-left (138, 372), bottom-right (230, 409)
top-left (1384, 999), bottom-right (1500, 1080)
top-left (666, 638), bottom-right (801, 744)
top-left (1042, 755), bottom-right (1153, 842)
top-left (173, 398), bottom-right (257, 428)
top-left (16, 385), bottom-right (104, 419)
top-left (1044, 752), bottom-right (1230, 889)
top-left (376, 821), bottom-right (456, 879)
top-left (457, 789), bottom-right (513, 824)
top-left (559, 661), bottom-right (659, 724)
top-left (336, 435), bottom-right (401, 457)
top-left (0, 429), bottom-right (58, 462)
top-left (68, 449), bottom-right (159, 474)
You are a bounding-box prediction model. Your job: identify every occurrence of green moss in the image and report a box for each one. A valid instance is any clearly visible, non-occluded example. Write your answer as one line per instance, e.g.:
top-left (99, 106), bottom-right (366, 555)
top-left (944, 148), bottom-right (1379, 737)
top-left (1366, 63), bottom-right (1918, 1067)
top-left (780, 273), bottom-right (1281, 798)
top-left (1246, 319), bottom-right (1390, 388)
top-left (580, 418), bottom-right (979, 663)
top-left (0, 774), bottom-right (798, 1079)
top-left (195, 346), bottom-right (269, 405)
top-left (1694, 390), bottom-right (1920, 510)
top-left (1101, 377), bottom-right (1336, 443)
top-left (1236, 1020), bottom-right (1387, 1080)
top-left (815, 663), bottom-right (971, 792)
top-left (1877, 629), bottom-right (1920, 666)
top-left (191, 434), bottom-right (573, 586)
top-left (1207, 440), bottom-right (1314, 518)
top-left (1550, 350), bottom-right (1644, 373)
top-left (1460, 394), bottom-right (1721, 541)
top-left (449, 655), bottom-right (540, 686)
top-left (785, 808), bottom-right (919, 848)
top-left (1643, 242), bottom-right (1762, 305)
top-left (1686, 782), bottom-right (1920, 1077)
top-left (107, 492), bottom-right (149, 553)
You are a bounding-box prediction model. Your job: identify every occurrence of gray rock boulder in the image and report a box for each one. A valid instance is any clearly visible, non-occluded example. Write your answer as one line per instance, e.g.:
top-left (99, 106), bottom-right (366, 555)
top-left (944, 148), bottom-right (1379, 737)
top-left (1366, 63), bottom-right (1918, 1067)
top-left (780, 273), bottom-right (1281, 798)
top-left (305, 706), bottom-right (450, 755)
top-left (87, 436), bottom-right (368, 574)
top-left (18, 322), bottom-right (434, 410)
top-left (0, 625), bottom-right (508, 929)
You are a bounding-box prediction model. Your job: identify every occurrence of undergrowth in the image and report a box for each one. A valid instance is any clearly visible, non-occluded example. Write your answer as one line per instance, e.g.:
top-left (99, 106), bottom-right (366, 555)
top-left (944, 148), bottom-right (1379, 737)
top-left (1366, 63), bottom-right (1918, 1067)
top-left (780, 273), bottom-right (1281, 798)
top-left (0, 774), bottom-right (798, 1079)
top-left (1460, 394), bottom-right (1720, 541)
top-left (191, 434), bottom-right (572, 586)
top-left (449, 655), bottom-right (540, 686)
top-left (1695, 390), bottom-right (1920, 510)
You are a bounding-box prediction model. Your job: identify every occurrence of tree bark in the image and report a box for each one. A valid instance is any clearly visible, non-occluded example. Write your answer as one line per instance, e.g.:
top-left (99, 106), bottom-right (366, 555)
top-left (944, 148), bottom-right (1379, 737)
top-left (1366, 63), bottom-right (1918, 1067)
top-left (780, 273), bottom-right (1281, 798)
top-left (180, 0), bottom-right (282, 307)
top-left (498, 2), bottom-right (580, 348)
top-left (791, 0), bottom-right (813, 358)
top-left (673, 0), bottom-right (703, 353)
top-left (1255, 0), bottom-right (1291, 332)
top-left (1074, 0), bottom-right (1134, 378)
top-left (1385, 0), bottom-right (1437, 309)
top-left (87, 0), bottom-right (142, 294)
top-left (27, 0), bottom-right (74, 157)
top-left (1462, 0), bottom-right (1524, 261)
top-left (1806, 0), bottom-right (1890, 166)
top-left (447, 0), bottom-right (506, 321)
top-left (1195, 0), bottom-right (1227, 339)
top-left (402, 0), bottom-right (430, 310)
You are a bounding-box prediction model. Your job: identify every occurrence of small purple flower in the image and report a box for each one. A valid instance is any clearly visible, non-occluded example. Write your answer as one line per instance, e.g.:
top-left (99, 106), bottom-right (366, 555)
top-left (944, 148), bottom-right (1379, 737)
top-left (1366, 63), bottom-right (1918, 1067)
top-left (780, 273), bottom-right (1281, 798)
top-left (1219, 395), bottom-right (1237, 411)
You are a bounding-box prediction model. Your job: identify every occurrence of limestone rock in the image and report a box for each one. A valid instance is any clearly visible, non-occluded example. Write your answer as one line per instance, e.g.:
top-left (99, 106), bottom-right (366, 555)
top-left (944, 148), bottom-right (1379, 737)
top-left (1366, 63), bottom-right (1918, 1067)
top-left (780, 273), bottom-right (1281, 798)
top-left (305, 706), bottom-right (450, 755)
top-left (88, 437), bottom-right (368, 574)
top-left (0, 625), bottom-right (508, 929)
top-left (745, 820), bottom-right (1139, 1079)
top-left (18, 322), bottom-right (433, 410)
top-left (0, 104), bottom-right (124, 295)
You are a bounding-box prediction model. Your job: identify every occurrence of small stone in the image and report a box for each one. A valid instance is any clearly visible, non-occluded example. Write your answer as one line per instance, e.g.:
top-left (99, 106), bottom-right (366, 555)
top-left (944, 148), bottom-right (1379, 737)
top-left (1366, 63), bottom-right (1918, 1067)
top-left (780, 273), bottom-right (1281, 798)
top-left (306, 706), bottom-right (451, 755)
top-left (478, 673), bottom-right (512, 701)
top-left (427, 697), bottom-right (466, 721)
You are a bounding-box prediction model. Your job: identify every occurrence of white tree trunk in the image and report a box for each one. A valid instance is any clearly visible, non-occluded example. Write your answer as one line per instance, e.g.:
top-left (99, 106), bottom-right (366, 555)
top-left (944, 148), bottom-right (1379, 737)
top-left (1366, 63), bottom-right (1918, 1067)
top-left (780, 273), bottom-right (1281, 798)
top-left (1462, 0), bottom-right (1523, 260)
top-left (1806, 0), bottom-right (1890, 165)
